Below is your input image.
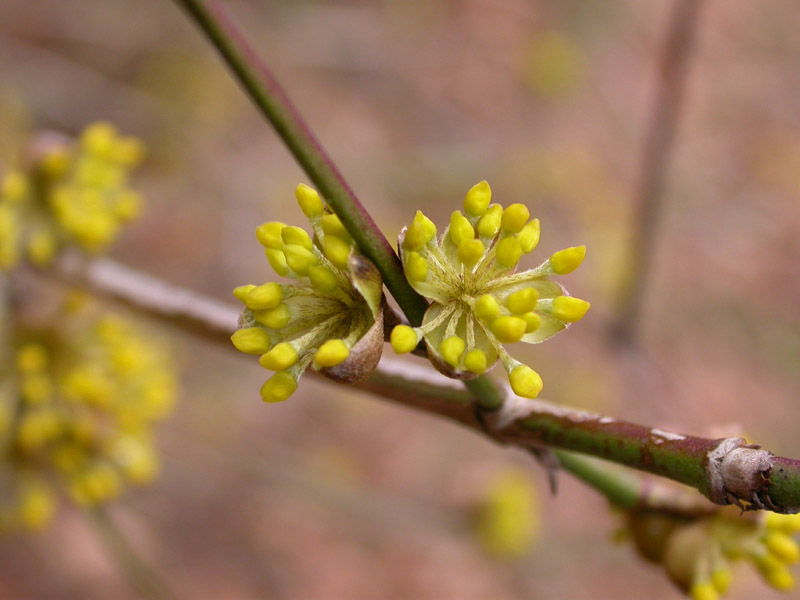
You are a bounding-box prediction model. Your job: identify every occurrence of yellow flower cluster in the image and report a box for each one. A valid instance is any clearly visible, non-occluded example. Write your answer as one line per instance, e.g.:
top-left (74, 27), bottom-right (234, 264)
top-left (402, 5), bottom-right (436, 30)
top-left (232, 184), bottom-right (383, 403)
top-left (390, 181), bottom-right (589, 398)
top-left (474, 469), bottom-right (540, 558)
top-left (0, 304), bottom-right (177, 533)
top-left (626, 508), bottom-right (800, 600)
top-left (0, 122), bottom-right (145, 270)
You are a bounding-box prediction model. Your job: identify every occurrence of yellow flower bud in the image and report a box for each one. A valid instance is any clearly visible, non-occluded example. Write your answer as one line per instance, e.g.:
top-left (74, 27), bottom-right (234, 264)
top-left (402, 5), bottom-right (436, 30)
top-left (501, 203), bottom-right (530, 233)
top-left (764, 531), bottom-right (800, 564)
top-left (506, 288), bottom-right (538, 314)
top-left (495, 236), bottom-right (522, 268)
top-left (323, 235), bottom-right (351, 269)
top-left (518, 219), bottom-right (540, 253)
top-left (449, 211), bottom-right (474, 246)
top-left (464, 180), bottom-right (492, 216)
top-left (475, 294), bottom-right (500, 321)
top-left (260, 371), bottom-right (298, 403)
top-left (233, 284), bottom-right (257, 303)
top-left (549, 245), bottom-right (586, 274)
top-left (281, 225), bottom-right (313, 251)
top-left (552, 296), bottom-right (590, 323)
top-left (231, 327), bottom-right (272, 354)
top-left (245, 282), bottom-right (283, 310)
top-left (405, 251), bottom-right (429, 282)
top-left (314, 339), bottom-right (350, 368)
top-left (403, 210), bottom-right (436, 251)
top-left (440, 336), bottom-right (466, 367)
top-left (711, 568), bottom-right (732, 595)
top-left (1, 170), bottom-right (29, 201)
top-left (256, 221), bottom-right (287, 249)
top-left (390, 325), bottom-right (419, 354)
top-left (464, 349), bottom-right (488, 374)
top-left (295, 183), bottom-right (324, 218)
top-left (254, 303), bottom-right (291, 329)
top-left (283, 244), bottom-right (318, 275)
top-left (265, 248), bottom-right (289, 276)
top-left (491, 316), bottom-right (527, 343)
top-left (689, 582), bottom-right (719, 600)
top-left (308, 265), bottom-right (338, 293)
top-left (321, 213), bottom-right (349, 239)
top-left (477, 204), bottom-right (503, 238)
top-left (522, 312), bottom-right (540, 333)
top-left (509, 365), bottom-right (543, 398)
top-left (457, 239), bottom-right (485, 267)
top-left (259, 342), bottom-right (298, 371)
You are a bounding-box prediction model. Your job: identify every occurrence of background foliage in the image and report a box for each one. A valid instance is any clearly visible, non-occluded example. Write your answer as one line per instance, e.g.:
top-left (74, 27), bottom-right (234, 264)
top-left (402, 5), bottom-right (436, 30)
top-left (1, 1), bottom-right (799, 598)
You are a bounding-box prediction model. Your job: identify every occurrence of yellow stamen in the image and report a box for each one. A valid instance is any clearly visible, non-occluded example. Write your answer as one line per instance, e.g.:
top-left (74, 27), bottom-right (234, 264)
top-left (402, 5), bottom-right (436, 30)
top-left (475, 294), bottom-right (500, 321)
top-left (403, 210), bottom-right (437, 251)
top-left (477, 205), bottom-right (503, 238)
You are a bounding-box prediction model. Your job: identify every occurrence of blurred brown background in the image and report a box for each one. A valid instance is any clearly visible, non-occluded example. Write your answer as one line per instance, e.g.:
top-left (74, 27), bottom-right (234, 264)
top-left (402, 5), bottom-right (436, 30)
top-left (1, 0), bottom-right (800, 598)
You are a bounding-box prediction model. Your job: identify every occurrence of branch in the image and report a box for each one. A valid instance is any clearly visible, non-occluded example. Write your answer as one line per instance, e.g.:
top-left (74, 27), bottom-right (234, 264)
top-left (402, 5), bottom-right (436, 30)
top-left (87, 507), bottom-right (180, 600)
top-left (48, 255), bottom-right (800, 514)
top-left (610, 0), bottom-right (705, 344)
top-left (170, 0), bottom-right (505, 411)
top-left (170, 0), bottom-right (427, 325)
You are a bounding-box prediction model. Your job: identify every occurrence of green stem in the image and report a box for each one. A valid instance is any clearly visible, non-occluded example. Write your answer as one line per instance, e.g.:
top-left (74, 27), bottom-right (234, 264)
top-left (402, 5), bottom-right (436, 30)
top-left (172, 0), bottom-right (426, 324)
top-left (87, 507), bottom-right (179, 600)
top-left (553, 451), bottom-right (642, 509)
top-left (172, 0), bottom-right (504, 410)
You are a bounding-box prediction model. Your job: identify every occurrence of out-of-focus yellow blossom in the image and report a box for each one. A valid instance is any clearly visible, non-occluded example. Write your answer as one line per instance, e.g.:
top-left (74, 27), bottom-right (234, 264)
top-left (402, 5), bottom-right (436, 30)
top-left (0, 302), bottom-right (177, 534)
top-left (232, 184), bottom-right (383, 403)
top-left (474, 469), bottom-right (540, 558)
top-left (625, 507), bottom-right (800, 600)
top-left (390, 181), bottom-right (588, 398)
top-left (0, 122), bottom-right (145, 270)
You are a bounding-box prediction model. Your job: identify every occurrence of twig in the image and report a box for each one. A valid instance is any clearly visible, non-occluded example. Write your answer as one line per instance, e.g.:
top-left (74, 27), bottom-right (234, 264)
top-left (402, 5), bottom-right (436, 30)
top-left (170, 0), bottom-right (506, 411)
top-left (48, 255), bottom-right (800, 514)
top-left (610, 0), bottom-right (705, 344)
top-left (86, 507), bottom-right (179, 600)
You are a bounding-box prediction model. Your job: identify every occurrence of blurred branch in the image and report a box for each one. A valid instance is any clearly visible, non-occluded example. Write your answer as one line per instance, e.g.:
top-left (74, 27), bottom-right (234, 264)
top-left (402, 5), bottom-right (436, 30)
top-left (87, 507), bottom-right (179, 600)
top-left (47, 254), bottom-right (800, 514)
top-left (610, 0), bottom-right (705, 344)
top-left (170, 0), bottom-right (507, 411)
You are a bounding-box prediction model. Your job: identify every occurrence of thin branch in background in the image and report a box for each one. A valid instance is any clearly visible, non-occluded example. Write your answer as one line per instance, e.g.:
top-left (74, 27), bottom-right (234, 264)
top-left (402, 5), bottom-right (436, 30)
top-left (610, 0), bottom-right (705, 344)
top-left (48, 255), bottom-right (800, 514)
top-left (87, 507), bottom-right (180, 600)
